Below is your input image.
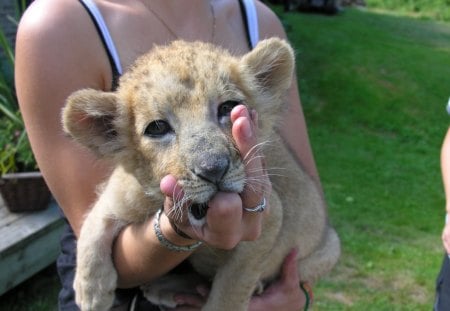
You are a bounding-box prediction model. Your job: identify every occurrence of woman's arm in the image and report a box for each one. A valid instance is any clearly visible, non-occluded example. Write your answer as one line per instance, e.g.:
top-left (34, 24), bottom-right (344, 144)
top-left (15, 0), bottom-right (112, 235)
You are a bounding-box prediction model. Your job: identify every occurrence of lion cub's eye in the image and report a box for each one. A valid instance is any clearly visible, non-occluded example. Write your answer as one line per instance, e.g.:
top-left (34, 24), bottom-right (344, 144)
top-left (144, 120), bottom-right (173, 137)
top-left (218, 100), bottom-right (240, 119)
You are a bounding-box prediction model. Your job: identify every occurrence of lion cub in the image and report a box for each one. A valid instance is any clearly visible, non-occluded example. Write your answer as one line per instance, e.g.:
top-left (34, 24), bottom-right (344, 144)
top-left (63, 38), bottom-right (340, 311)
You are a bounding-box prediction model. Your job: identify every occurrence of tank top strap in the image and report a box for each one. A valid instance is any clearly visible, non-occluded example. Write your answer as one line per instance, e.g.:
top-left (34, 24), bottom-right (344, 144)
top-left (78, 0), bottom-right (122, 89)
top-left (238, 0), bottom-right (260, 49)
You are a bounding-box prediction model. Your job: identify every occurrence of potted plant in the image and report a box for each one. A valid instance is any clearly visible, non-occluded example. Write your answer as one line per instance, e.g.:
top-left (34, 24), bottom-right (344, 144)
top-left (0, 2), bottom-right (51, 213)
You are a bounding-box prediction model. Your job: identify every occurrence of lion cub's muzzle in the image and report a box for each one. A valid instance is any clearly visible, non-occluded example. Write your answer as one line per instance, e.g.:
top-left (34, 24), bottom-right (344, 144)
top-left (189, 152), bottom-right (230, 220)
top-left (192, 151), bottom-right (230, 185)
top-left (181, 134), bottom-right (245, 224)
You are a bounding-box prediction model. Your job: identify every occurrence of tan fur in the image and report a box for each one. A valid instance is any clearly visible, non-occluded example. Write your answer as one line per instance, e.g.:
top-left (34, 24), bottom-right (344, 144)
top-left (62, 39), bottom-right (340, 311)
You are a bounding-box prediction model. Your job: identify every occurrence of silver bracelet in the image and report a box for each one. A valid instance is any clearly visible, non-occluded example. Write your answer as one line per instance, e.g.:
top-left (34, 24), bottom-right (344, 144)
top-left (243, 197), bottom-right (267, 213)
top-left (153, 208), bottom-right (202, 252)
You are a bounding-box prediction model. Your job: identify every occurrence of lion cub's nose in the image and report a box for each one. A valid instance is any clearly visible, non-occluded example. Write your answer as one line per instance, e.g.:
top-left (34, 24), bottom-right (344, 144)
top-left (193, 153), bottom-right (230, 184)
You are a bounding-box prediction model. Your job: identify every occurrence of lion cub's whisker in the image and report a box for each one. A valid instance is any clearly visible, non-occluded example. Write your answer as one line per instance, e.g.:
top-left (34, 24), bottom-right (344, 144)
top-left (243, 141), bottom-right (271, 163)
top-left (246, 169), bottom-right (287, 179)
top-left (243, 155), bottom-right (266, 167)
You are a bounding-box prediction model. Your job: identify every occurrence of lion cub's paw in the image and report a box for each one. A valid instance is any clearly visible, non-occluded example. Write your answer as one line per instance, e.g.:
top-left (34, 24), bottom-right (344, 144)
top-left (74, 261), bottom-right (117, 311)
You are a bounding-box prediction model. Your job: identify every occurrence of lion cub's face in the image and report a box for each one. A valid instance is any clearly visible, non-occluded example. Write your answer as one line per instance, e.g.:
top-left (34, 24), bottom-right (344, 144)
top-left (63, 39), bottom-right (294, 217)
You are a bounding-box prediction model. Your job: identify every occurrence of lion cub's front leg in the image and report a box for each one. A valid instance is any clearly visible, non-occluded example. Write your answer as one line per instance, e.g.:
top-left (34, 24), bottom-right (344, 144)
top-left (74, 201), bottom-right (124, 311)
top-left (202, 253), bottom-right (264, 311)
top-left (198, 193), bottom-right (283, 311)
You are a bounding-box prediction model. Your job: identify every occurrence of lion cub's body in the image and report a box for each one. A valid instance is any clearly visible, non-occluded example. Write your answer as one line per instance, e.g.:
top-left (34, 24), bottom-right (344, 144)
top-left (63, 39), bottom-right (340, 311)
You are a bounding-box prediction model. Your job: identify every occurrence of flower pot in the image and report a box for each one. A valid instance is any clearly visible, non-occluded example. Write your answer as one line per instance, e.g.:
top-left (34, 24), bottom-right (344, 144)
top-left (0, 172), bottom-right (51, 213)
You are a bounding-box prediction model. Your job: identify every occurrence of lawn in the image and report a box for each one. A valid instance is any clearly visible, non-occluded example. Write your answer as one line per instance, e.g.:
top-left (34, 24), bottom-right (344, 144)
top-left (280, 5), bottom-right (450, 311)
top-left (2, 3), bottom-right (450, 311)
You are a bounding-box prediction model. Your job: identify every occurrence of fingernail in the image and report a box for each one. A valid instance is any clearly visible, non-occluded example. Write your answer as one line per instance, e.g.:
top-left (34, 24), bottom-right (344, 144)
top-left (242, 119), bottom-right (252, 140)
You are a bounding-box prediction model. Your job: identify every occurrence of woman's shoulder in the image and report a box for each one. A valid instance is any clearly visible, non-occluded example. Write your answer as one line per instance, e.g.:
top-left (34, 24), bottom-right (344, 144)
top-left (18, 0), bottom-right (89, 39)
top-left (253, 1), bottom-right (287, 39)
top-left (16, 0), bottom-right (111, 91)
top-left (16, 0), bottom-right (109, 93)
top-left (16, 0), bottom-right (103, 64)
top-left (220, 0), bottom-right (286, 39)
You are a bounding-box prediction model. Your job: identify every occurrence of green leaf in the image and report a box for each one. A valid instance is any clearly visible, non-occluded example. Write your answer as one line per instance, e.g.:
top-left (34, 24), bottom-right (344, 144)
top-left (0, 95), bottom-right (22, 125)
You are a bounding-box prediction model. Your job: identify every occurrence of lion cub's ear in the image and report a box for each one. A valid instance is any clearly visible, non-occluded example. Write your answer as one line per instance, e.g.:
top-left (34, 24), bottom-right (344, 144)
top-left (62, 89), bottom-right (126, 157)
top-left (240, 38), bottom-right (295, 99)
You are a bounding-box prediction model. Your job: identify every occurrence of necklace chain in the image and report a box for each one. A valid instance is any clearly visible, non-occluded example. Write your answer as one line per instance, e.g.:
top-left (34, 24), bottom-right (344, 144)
top-left (144, 2), bottom-right (216, 43)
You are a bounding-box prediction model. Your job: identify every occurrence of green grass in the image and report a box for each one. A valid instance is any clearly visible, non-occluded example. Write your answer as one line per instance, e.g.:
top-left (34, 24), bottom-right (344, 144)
top-left (279, 7), bottom-right (450, 310)
top-left (0, 265), bottom-right (59, 311)
top-left (2, 5), bottom-right (450, 311)
top-left (366, 0), bottom-right (450, 22)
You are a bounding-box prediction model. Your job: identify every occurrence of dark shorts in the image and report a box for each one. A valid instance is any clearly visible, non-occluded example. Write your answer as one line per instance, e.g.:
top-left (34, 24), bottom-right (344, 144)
top-left (56, 221), bottom-right (158, 311)
top-left (435, 254), bottom-right (450, 310)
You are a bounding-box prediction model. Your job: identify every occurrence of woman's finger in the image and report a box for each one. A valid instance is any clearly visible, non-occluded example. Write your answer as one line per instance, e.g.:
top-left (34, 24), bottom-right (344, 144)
top-left (280, 249), bottom-right (300, 287)
top-left (231, 105), bottom-right (269, 210)
top-left (248, 249), bottom-right (305, 311)
top-left (231, 104), bottom-right (258, 156)
top-left (160, 174), bottom-right (184, 199)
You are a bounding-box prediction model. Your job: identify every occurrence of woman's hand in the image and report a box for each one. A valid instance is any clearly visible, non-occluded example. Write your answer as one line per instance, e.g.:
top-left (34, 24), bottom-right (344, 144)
top-left (169, 249), bottom-right (306, 311)
top-left (160, 105), bottom-right (271, 250)
top-left (249, 249), bottom-right (306, 311)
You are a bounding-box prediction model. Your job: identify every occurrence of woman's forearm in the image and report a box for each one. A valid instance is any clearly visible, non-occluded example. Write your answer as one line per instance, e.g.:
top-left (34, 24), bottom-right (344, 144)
top-left (113, 211), bottom-right (196, 288)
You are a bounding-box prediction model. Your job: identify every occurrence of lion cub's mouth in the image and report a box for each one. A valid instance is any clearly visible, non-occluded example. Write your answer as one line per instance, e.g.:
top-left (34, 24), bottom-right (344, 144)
top-left (187, 203), bottom-right (209, 227)
top-left (189, 203), bottom-right (209, 220)
top-left (182, 164), bottom-right (246, 227)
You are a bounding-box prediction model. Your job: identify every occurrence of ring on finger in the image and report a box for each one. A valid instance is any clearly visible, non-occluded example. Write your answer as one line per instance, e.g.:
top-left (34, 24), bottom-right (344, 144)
top-left (243, 197), bottom-right (266, 213)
